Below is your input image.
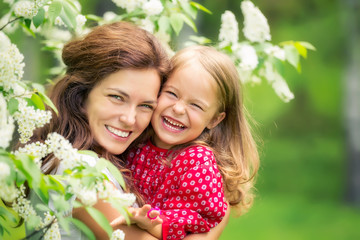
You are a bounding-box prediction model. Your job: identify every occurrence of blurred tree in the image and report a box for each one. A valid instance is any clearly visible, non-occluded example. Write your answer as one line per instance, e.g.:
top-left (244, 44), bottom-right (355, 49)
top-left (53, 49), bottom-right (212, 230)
top-left (344, 0), bottom-right (360, 205)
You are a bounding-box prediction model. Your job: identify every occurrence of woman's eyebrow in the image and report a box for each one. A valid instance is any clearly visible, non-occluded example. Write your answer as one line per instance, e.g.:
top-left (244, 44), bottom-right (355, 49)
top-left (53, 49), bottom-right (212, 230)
top-left (107, 88), bottom-right (129, 98)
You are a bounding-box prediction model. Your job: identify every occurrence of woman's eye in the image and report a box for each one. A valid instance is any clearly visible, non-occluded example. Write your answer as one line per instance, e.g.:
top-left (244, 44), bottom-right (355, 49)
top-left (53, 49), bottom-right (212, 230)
top-left (140, 104), bottom-right (154, 110)
top-left (110, 95), bottom-right (124, 101)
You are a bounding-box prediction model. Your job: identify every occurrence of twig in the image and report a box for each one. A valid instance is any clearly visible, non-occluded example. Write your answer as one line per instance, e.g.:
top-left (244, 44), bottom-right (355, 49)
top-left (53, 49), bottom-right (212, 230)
top-left (0, 17), bottom-right (22, 31)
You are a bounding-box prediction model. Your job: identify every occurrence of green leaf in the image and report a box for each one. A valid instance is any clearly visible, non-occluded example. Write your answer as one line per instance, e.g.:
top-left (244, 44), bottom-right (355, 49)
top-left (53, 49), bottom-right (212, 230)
top-left (61, 0), bottom-right (78, 29)
top-left (107, 199), bottom-right (131, 224)
top-left (51, 193), bottom-right (71, 212)
top-left (33, 8), bottom-right (45, 28)
top-left (190, 1), bottom-right (212, 14)
top-left (37, 91), bottom-right (58, 115)
top-left (26, 215), bottom-right (42, 230)
top-left (180, 13), bottom-right (197, 32)
top-left (294, 42), bottom-right (307, 59)
top-left (0, 206), bottom-right (18, 225)
top-left (298, 41), bottom-right (316, 51)
top-left (85, 14), bottom-right (103, 22)
top-left (31, 82), bottom-right (46, 94)
top-left (48, 0), bottom-right (62, 24)
top-left (189, 35), bottom-right (211, 45)
top-left (69, 218), bottom-right (96, 240)
top-left (78, 150), bottom-right (99, 159)
top-left (100, 158), bottom-right (125, 189)
top-left (180, 1), bottom-right (197, 19)
top-left (7, 98), bottom-right (19, 115)
top-left (56, 215), bottom-right (70, 233)
top-left (158, 15), bottom-right (171, 33)
top-left (35, 203), bottom-right (50, 212)
top-left (170, 13), bottom-right (184, 36)
top-left (19, 21), bottom-right (36, 38)
top-left (13, 154), bottom-right (41, 188)
top-left (284, 45), bottom-right (300, 72)
top-left (31, 93), bottom-right (45, 110)
top-left (85, 207), bottom-right (112, 238)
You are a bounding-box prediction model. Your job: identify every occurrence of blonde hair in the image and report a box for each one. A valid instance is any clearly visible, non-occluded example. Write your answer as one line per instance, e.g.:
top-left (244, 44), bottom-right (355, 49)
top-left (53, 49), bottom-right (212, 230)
top-left (170, 45), bottom-right (260, 214)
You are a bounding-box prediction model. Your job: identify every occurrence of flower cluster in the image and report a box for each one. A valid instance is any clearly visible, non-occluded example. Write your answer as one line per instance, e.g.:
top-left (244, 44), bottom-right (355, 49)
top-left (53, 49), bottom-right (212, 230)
top-left (218, 11), bottom-right (239, 48)
top-left (97, 180), bottom-right (136, 207)
top-left (111, 229), bottom-right (125, 240)
top-left (14, 141), bottom-right (49, 166)
top-left (13, 99), bottom-right (52, 143)
top-left (0, 32), bottom-right (25, 93)
top-left (45, 132), bottom-right (84, 169)
top-left (13, 1), bottom-right (38, 19)
top-left (241, 0), bottom-right (271, 43)
top-left (40, 212), bottom-right (61, 240)
top-left (0, 93), bottom-right (15, 149)
top-left (11, 185), bottom-right (37, 221)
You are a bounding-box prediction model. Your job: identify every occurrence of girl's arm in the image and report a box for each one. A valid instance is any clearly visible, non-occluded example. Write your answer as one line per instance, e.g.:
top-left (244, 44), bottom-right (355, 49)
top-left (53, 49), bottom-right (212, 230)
top-left (73, 199), bottom-right (158, 240)
top-left (183, 204), bottom-right (230, 240)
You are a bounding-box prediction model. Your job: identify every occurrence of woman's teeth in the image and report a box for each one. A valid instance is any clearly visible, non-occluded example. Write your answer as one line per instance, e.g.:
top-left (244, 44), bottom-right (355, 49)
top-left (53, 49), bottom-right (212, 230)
top-left (106, 126), bottom-right (129, 137)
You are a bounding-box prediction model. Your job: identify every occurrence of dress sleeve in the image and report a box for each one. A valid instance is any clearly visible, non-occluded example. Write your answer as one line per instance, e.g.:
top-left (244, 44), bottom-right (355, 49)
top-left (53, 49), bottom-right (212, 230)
top-left (160, 158), bottom-right (228, 240)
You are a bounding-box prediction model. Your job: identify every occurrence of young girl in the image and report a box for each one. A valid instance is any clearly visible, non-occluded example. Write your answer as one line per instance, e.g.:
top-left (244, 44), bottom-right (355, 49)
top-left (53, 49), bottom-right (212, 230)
top-left (116, 45), bottom-right (259, 239)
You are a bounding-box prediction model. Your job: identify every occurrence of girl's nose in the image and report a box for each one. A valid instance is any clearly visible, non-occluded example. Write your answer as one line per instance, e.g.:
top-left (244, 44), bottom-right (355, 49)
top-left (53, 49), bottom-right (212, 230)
top-left (119, 107), bottom-right (136, 126)
top-left (172, 101), bottom-right (186, 115)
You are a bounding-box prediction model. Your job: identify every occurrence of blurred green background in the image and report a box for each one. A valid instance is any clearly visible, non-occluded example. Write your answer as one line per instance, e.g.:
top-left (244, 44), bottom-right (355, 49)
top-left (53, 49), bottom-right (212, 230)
top-left (4, 0), bottom-right (360, 239)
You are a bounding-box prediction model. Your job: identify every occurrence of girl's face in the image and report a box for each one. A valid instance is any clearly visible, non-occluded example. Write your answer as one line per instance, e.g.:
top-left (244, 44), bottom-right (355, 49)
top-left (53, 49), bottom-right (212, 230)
top-left (151, 61), bottom-right (225, 149)
top-left (86, 69), bottom-right (160, 155)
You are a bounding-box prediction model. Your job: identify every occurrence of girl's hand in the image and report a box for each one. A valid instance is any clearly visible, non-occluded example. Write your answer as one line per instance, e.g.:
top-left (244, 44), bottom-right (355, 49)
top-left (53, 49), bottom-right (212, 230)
top-left (110, 204), bottom-right (163, 231)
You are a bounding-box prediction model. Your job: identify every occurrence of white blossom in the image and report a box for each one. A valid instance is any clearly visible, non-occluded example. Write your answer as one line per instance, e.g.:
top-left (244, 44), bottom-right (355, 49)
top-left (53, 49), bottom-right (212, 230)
top-left (0, 93), bottom-right (15, 149)
top-left (0, 182), bottom-right (19, 202)
top-left (14, 141), bottom-right (49, 166)
top-left (111, 229), bottom-right (125, 240)
top-left (261, 61), bottom-right (294, 102)
top-left (265, 45), bottom-right (286, 61)
top-left (11, 185), bottom-right (37, 221)
top-left (0, 34), bottom-right (25, 92)
top-left (13, 99), bottom-right (52, 143)
top-left (241, 1), bottom-right (271, 43)
top-left (76, 14), bottom-right (87, 28)
top-left (76, 187), bottom-right (98, 206)
top-left (234, 44), bottom-right (259, 71)
top-left (45, 133), bottom-right (84, 169)
top-left (97, 181), bottom-right (136, 207)
top-left (219, 10), bottom-right (239, 47)
top-left (0, 162), bottom-right (11, 180)
top-left (143, 0), bottom-right (164, 16)
top-left (43, 220), bottom-right (61, 240)
top-left (54, 16), bottom-right (66, 27)
top-left (112, 0), bottom-right (145, 13)
top-left (103, 11), bottom-right (118, 22)
top-left (14, 1), bottom-right (38, 19)
top-left (138, 18), bottom-right (155, 33)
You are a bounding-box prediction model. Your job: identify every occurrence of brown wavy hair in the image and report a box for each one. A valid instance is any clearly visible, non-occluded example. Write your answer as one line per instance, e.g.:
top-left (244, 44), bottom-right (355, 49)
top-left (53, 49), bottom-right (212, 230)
top-left (167, 46), bottom-right (260, 215)
top-left (31, 22), bottom-right (170, 195)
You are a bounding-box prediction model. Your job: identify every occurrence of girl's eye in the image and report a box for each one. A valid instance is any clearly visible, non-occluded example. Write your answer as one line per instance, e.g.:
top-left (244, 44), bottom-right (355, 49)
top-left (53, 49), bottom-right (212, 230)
top-left (191, 103), bottom-right (203, 111)
top-left (166, 91), bottom-right (177, 98)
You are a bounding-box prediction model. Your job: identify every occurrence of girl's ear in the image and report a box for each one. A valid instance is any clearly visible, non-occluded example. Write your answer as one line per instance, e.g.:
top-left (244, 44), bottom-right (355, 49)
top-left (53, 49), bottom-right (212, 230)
top-left (207, 112), bottom-right (226, 129)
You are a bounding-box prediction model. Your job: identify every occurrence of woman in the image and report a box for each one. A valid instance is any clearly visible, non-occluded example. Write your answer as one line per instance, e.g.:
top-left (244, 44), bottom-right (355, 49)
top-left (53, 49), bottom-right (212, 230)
top-left (31, 21), bottom-right (228, 239)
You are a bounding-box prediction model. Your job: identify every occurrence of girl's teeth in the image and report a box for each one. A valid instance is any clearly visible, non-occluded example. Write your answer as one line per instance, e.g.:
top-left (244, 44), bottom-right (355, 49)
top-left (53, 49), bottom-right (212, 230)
top-left (107, 126), bottom-right (129, 137)
top-left (164, 117), bottom-right (184, 128)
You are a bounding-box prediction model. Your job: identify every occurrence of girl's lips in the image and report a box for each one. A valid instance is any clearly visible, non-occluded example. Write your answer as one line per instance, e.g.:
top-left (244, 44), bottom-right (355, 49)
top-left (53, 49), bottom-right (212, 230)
top-left (162, 116), bottom-right (186, 132)
top-left (106, 125), bottom-right (131, 138)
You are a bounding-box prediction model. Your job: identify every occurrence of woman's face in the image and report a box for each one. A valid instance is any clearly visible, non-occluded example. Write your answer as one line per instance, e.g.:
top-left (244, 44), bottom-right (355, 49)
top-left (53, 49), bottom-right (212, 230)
top-left (85, 69), bottom-right (161, 155)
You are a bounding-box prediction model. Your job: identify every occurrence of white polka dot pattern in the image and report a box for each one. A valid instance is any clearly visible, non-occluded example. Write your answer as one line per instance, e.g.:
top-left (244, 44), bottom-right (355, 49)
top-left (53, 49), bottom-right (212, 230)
top-left (127, 141), bottom-right (228, 240)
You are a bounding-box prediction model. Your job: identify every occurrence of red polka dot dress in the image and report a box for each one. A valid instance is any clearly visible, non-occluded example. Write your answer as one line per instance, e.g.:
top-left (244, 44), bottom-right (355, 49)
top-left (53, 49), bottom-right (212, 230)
top-left (127, 141), bottom-right (228, 240)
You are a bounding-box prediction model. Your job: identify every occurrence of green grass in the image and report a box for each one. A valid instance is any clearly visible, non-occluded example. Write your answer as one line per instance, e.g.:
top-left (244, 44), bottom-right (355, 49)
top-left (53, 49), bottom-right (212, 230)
top-left (220, 135), bottom-right (360, 240)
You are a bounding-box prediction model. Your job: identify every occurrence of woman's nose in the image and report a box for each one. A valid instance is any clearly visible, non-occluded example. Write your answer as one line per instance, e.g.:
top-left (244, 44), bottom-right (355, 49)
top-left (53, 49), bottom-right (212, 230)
top-left (172, 101), bottom-right (186, 115)
top-left (119, 107), bottom-right (136, 126)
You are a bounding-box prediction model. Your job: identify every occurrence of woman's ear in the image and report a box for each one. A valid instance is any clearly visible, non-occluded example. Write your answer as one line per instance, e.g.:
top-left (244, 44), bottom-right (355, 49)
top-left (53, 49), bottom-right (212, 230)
top-left (207, 112), bottom-right (226, 129)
